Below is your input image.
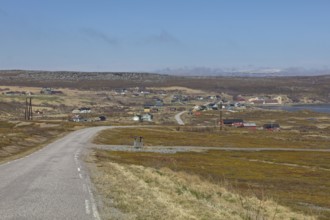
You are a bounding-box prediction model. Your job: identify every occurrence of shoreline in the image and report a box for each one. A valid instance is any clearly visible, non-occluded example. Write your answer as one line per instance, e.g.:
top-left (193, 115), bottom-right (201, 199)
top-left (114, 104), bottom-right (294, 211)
top-left (255, 103), bottom-right (330, 114)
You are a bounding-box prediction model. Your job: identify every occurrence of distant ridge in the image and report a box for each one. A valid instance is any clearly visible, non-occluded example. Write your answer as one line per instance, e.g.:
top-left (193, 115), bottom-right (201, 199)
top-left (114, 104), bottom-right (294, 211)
top-left (1, 69), bottom-right (330, 103)
top-left (0, 70), bottom-right (171, 81)
top-left (156, 67), bottom-right (330, 77)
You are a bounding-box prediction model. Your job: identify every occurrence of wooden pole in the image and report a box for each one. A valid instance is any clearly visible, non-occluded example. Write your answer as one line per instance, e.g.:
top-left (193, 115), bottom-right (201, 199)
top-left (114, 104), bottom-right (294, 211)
top-left (219, 103), bottom-right (223, 131)
top-left (29, 97), bottom-right (33, 120)
top-left (24, 98), bottom-right (28, 120)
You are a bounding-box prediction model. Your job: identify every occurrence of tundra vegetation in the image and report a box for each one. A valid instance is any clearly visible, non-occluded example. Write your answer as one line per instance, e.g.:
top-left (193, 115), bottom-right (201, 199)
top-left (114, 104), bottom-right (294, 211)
top-left (0, 121), bottom-right (77, 163)
top-left (1, 72), bottom-right (330, 219)
top-left (92, 110), bottom-right (330, 219)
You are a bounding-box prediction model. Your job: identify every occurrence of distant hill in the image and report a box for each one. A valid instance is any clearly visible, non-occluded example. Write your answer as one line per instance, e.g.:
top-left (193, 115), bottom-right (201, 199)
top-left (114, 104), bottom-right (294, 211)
top-left (0, 70), bottom-right (170, 82)
top-left (156, 67), bottom-right (330, 77)
top-left (1, 70), bottom-right (330, 103)
top-left (0, 70), bottom-right (175, 89)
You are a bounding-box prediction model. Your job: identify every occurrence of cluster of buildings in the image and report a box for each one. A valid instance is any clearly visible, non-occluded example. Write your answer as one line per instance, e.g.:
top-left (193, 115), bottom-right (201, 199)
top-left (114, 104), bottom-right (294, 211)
top-left (222, 119), bottom-right (280, 131)
top-left (3, 91), bottom-right (33, 96)
top-left (70, 107), bottom-right (106, 122)
top-left (132, 114), bottom-right (153, 122)
top-left (2, 87), bottom-right (64, 96)
top-left (40, 88), bottom-right (63, 95)
top-left (171, 95), bottom-right (220, 104)
top-left (233, 94), bottom-right (283, 105)
top-left (113, 87), bottom-right (167, 97)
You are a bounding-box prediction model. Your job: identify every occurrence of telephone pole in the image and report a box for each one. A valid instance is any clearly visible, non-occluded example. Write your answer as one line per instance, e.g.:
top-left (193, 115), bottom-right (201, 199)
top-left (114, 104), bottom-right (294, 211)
top-left (24, 98), bottom-right (28, 120)
top-left (24, 97), bottom-right (33, 120)
top-left (219, 102), bottom-right (223, 131)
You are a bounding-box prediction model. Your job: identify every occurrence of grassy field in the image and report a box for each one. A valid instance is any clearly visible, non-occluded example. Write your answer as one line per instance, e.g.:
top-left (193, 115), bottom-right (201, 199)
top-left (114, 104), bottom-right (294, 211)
top-left (0, 120), bottom-right (79, 163)
top-left (185, 109), bottom-right (330, 129)
top-left (1, 81), bottom-right (329, 219)
top-left (92, 149), bottom-right (329, 219)
top-left (89, 150), bottom-right (315, 220)
top-left (94, 125), bottom-right (330, 149)
top-left (92, 110), bottom-right (330, 219)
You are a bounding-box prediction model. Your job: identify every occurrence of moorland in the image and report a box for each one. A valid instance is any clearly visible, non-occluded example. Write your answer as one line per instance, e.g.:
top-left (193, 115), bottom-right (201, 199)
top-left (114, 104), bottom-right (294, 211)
top-left (1, 70), bottom-right (329, 219)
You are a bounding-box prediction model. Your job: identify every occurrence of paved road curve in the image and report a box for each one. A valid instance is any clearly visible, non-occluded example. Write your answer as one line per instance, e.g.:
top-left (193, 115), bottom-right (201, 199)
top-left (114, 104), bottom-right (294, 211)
top-left (174, 111), bottom-right (187, 125)
top-left (0, 127), bottom-right (108, 220)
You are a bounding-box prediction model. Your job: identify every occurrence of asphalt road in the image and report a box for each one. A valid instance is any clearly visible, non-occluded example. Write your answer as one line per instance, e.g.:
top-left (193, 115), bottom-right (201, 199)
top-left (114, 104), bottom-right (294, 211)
top-left (174, 111), bottom-right (187, 125)
top-left (0, 126), bottom-right (108, 220)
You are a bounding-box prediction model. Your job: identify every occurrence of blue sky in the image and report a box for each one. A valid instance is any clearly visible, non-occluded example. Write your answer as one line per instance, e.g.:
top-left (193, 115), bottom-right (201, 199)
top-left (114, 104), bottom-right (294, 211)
top-left (0, 0), bottom-right (329, 72)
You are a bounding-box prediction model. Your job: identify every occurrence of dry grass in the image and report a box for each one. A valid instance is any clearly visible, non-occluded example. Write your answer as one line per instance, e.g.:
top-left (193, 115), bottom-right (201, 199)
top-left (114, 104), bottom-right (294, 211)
top-left (187, 109), bottom-right (330, 127)
top-left (92, 149), bottom-right (330, 219)
top-left (0, 120), bottom-right (77, 163)
top-left (93, 109), bottom-right (330, 149)
top-left (93, 125), bottom-right (330, 149)
top-left (89, 151), bottom-right (315, 220)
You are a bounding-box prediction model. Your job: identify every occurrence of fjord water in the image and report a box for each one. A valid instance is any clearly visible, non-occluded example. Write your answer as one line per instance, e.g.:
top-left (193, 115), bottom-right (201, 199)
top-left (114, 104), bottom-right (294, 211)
top-left (262, 104), bottom-right (330, 113)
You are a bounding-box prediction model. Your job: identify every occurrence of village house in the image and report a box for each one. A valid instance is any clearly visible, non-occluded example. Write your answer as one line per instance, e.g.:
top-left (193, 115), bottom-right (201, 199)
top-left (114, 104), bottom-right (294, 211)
top-left (250, 99), bottom-right (265, 105)
top-left (72, 107), bottom-right (91, 114)
top-left (71, 114), bottom-right (86, 122)
top-left (150, 108), bottom-right (159, 113)
top-left (114, 88), bottom-right (127, 95)
top-left (154, 99), bottom-right (164, 107)
top-left (193, 105), bottom-right (207, 111)
top-left (4, 91), bottom-right (32, 96)
top-left (249, 96), bottom-right (282, 105)
top-left (140, 90), bottom-right (150, 95)
top-left (141, 113), bottom-right (153, 122)
top-left (133, 113), bottom-right (153, 122)
top-left (40, 88), bottom-right (63, 95)
top-left (133, 115), bottom-right (142, 121)
top-left (227, 102), bottom-right (246, 110)
top-left (144, 106), bottom-right (151, 113)
top-left (222, 119), bottom-right (244, 127)
top-left (207, 96), bottom-right (218, 100)
top-left (233, 95), bottom-right (246, 103)
top-left (206, 103), bottom-right (218, 110)
top-left (99, 116), bottom-right (106, 121)
top-left (79, 107), bottom-right (91, 113)
top-left (242, 122), bottom-right (257, 130)
top-left (171, 94), bottom-right (189, 103)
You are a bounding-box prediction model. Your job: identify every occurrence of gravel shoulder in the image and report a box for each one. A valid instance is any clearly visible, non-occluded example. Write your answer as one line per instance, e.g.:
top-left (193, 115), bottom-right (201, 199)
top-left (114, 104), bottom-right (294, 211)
top-left (91, 144), bottom-right (330, 154)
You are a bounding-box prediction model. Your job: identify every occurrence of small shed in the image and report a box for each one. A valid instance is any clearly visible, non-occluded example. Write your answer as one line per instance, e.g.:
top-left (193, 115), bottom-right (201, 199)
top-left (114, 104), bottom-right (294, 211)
top-left (144, 106), bottom-right (151, 113)
top-left (263, 123), bottom-right (280, 131)
top-left (133, 115), bottom-right (142, 121)
top-left (99, 116), bottom-right (106, 121)
top-left (79, 107), bottom-right (91, 113)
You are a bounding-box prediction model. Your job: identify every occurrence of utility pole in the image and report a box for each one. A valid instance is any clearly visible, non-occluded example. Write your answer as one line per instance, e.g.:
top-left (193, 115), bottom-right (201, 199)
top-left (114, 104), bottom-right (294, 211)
top-left (24, 98), bottom-right (28, 120)
top-left (29, 97), bottom-right (33, 120)
top-left (219, 102), bottom-right (223, 131)
top-left (24, 97), bottom-right (33, 120)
